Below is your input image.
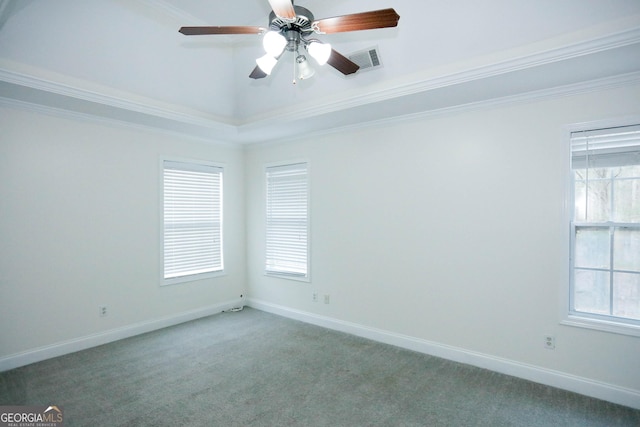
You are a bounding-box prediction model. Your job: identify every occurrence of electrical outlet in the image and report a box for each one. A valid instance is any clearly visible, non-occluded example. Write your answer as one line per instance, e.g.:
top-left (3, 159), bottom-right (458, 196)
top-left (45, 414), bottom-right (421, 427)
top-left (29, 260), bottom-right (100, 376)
top-left (312, 291), bottom-right (318, 302)
top-left (99, 306), bottom-right (108, 317)
top-left (323, 294), bottom-right (330, 304)
top-left (544, 335), bottom-right (555, 350)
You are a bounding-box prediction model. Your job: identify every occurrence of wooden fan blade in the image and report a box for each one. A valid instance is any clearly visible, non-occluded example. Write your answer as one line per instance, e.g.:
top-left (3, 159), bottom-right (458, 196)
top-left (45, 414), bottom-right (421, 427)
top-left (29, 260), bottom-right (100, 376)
top-left (249, 66), bottom-right (268, 79)
top-left (313, 8), bottom-right (400, 34)
top-left (267, 0), bottom-right (296, 20)
top-left (179, 26), bottom-right (265, 35)
top-left (327, 49), bottom-right (360, 75)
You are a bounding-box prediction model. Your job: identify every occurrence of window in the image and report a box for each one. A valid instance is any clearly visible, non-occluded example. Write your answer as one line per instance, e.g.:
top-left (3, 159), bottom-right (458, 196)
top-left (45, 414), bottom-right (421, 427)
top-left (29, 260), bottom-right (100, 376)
top-left (163, 160), bottom-right (223, 285)
top-left (569, 124), bottom-right (640, 332)
top-left (265, 162), bottom-right (309, 280)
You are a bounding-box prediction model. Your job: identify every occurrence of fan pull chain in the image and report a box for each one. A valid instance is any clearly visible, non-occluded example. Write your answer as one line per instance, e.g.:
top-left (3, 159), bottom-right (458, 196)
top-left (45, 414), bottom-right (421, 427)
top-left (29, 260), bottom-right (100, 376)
top-left (292, 54), bottom-right (297, 85)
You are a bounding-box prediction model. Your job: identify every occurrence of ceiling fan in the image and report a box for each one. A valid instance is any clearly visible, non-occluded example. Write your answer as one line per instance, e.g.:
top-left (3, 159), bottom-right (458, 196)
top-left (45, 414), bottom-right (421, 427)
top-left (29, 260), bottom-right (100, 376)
top-left (179, 0), bottom-right (400, 83)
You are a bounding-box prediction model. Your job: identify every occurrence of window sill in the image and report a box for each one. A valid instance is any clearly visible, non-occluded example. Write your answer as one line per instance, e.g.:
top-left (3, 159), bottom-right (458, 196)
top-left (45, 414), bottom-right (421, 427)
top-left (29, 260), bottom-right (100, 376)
top-left (162, 270), bottom-right (226, 287)
top-left (561, 314), bottom-right (640, 337)
top-left (265, 272), bottom-right (310, 283)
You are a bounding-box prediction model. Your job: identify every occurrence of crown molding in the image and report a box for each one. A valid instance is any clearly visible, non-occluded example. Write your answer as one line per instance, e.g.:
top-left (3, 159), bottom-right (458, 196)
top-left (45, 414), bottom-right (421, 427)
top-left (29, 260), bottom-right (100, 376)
top-left (246, 71), bottom-right (640, 147)
top-left (0, 63), bottom-right (238, 130)
top-left (0, 96), bottom-right (241, 149)
top-left (353, 72), bottom-right (640, 133)
top-left (1, 25), bottom-right (638, 144)
top-left (240, 26), bottom-right (640, 127)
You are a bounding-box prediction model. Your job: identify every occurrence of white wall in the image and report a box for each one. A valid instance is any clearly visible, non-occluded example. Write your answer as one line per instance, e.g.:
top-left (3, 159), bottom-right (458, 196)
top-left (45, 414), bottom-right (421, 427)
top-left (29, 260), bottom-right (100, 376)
top-left (0, 107), bottom-right (245, 362)
top-left (1, 82), bottom-right (639, 407)
top-left (245, 84), bottom-right (640, 400)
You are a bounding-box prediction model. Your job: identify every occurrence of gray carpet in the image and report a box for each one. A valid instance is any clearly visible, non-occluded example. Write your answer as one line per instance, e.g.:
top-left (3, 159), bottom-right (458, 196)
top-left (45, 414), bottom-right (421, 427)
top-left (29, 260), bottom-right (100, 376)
top-left (1, 307), bottom-right (639, 426)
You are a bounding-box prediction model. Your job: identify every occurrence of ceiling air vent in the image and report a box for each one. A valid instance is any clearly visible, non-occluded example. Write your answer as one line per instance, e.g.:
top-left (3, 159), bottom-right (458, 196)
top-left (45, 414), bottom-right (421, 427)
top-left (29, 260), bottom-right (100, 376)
top-left (348, 47), bottom-right (382, 72)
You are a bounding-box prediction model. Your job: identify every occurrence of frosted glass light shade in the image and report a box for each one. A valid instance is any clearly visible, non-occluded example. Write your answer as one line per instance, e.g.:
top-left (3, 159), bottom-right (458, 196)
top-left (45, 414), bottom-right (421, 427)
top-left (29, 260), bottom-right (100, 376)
top-left (296, 55), bottom-right (315, 79)
top-left (256, 54), bottom-right (278, 75)
top-left (263, 31), bottom-right (287, 56)
top-left (308, 42), bottom-right (332, 65)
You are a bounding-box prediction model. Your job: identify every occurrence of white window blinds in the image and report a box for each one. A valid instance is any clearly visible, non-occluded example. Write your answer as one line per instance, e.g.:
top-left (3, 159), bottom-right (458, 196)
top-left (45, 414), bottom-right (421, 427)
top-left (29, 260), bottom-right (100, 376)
top-left (163, 161), bottom-right (223, 282)
top-left (265, 163), bottom-right (309, 279)
top-left (571, 124), bottom-right (640, 169)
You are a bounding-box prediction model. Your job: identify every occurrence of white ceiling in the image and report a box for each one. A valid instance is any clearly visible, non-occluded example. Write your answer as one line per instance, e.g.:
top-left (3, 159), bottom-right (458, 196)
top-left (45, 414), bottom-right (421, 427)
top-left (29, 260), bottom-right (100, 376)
top-left (1, 0), bottom-right (640, 144)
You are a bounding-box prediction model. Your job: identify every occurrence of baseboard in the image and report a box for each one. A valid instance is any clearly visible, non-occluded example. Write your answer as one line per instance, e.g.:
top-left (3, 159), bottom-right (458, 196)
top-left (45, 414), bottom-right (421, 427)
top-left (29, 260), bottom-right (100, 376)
top-left (247, 298), bottom-right (640, 410)
top-left (0, 299), bottom-right (242, 372)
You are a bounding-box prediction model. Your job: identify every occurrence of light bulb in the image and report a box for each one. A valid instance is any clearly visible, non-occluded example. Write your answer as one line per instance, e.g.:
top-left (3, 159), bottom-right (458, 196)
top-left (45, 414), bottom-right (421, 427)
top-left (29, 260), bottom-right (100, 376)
top-left (308, 42), bottom-right (332, 65)
top-left (256, 54), bottom-right (278, 75)
top-left (263, 31), bottom-right (287, 57)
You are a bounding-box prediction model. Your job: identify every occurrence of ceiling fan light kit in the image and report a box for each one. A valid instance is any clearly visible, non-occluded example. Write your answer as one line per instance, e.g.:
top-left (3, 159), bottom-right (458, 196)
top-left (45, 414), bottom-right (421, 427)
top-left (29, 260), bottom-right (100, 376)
top-left (307, 41), bottom-right (332, 66)
top-left (296, 55), bottom-right (315, 80)
top-left (256, 53), bottom-right (279, 75)
top-left (179, 0), bottom-right (399, 83)
top-left (263, 30), bottom-right (288, 57)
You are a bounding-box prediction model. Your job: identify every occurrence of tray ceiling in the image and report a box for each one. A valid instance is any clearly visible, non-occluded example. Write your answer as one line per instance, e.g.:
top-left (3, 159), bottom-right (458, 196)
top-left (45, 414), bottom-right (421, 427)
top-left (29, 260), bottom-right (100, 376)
top-left (1, 0), bottom-right (640, 143)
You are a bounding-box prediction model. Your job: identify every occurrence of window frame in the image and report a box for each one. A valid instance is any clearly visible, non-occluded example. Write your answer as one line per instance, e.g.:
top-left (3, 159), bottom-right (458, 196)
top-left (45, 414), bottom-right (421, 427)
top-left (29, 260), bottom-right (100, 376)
top-left (264, 160), bottom-right (311, 282)
top-left (160, 158), bottom-right (225, 286)
top-left (563, 118), bottom-right (640, 337)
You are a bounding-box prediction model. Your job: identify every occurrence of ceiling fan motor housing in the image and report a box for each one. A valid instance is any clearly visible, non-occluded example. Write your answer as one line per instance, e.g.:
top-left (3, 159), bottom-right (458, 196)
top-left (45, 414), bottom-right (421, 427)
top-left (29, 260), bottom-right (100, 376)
top-left (269, 6), bottom-right (314, 34)
top-left (269, 6), bottom-right (316, 53)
